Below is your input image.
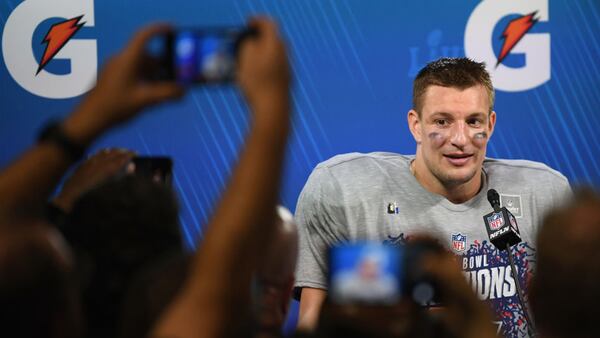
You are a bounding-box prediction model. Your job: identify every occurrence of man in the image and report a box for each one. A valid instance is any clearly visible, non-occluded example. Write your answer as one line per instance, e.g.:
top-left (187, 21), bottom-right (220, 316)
top-left (0, 24), bottom-right (183, 224)
top-left (297, 238), bottom-right (499, 338)
top-left (294, 58), bottom-right (571, 337)
top-left (0, 15), bottom-right (290, 338)
top-left (150, 16), bottom-right (292, 338)
top-left (119, 206), bottom-right (297, 338)
top-left (63, 175), bottom-right (182, 338)
top-left (255, 206), bottom-right (299, 338)
top-left (530, 189), bottom-right (600, 338)
top-left (0, 23), bottom-right (184, 338)
top-left (0, 223), bottom-right (81, 338)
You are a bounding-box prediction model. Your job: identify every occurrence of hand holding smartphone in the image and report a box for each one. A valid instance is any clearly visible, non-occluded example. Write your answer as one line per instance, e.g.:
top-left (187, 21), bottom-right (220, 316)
top-left (328, 241), bottom-right (442, 307)
top-left (129, 156), bottom-right (173, 186)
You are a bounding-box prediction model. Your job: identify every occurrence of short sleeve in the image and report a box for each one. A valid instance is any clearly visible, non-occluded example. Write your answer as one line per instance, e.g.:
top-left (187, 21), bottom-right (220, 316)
top-left (550, 171), bottom-right (573, 208)
top-left (532, 168), bottom-right (573, 238)
top-left (293, 166), bottom-right (349, 298)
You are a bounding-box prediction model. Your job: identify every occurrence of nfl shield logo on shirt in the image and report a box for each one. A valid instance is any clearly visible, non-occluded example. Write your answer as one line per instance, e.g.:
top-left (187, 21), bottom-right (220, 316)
top-left (452, 233), bottom-right (466, 252)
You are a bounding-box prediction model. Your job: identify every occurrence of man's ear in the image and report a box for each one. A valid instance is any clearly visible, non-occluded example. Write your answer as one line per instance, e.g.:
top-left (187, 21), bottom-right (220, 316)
top-left (488, 111), bottom-right (497, 139)
top-left (407, 109), bottom-right (422, 144)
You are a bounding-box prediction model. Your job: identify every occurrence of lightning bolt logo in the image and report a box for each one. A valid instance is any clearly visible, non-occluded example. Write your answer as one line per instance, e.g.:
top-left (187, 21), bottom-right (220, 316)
top-left (37, 15), bottom-right (85, 75)
top-left (496, 12), bottom-right (539, 67)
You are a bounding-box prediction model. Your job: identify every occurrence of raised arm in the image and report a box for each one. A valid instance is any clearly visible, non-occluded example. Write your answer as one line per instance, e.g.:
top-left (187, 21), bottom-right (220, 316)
top-left (151, 17), bottom-right (291, 338)
top-left (0, 25), bottom-right (182, 223)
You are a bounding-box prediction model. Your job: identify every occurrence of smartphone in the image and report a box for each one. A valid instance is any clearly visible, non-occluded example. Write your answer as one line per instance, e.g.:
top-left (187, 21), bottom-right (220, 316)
top-left (145, 27), bottom-right (256, 84)
top-left (329, 242), bottom-right (402, 305)
top-left (328, 241), bottom-right (441, 306)
top-left (130, 156), bottom-right (173, 186)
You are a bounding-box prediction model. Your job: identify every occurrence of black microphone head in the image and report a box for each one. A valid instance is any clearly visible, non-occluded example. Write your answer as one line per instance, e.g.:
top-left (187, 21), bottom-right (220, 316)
top-left (487, 189), bottom-right (500, 209)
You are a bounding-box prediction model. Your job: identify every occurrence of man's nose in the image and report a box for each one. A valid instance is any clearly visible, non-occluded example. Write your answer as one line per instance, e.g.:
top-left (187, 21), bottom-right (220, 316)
top-left (449, 121), bottom-right (469, 148)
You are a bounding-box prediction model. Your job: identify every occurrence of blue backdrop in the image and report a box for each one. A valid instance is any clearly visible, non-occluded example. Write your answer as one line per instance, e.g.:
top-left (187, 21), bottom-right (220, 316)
top-left (2, 0), bottom-right (599, 333)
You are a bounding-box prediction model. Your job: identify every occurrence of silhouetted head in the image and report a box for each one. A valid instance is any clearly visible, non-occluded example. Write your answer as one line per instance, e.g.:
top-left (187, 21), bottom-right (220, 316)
top-left (531, 188), bottom-right (600, 338)
top-left (64, 176), bottom-right (182, 338)
top-left (255, 206), bottom-right (299, 336)
top-left (0, 222), bottom-right (81, 338)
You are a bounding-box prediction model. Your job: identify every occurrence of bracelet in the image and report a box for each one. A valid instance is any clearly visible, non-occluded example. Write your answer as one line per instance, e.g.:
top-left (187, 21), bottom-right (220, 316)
top-left (38, 122), bottom-right (86, 161)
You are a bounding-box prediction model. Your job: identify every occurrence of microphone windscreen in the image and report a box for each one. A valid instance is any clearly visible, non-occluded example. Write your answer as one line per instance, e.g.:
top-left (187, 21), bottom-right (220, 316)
top-left (487, 189), bottom-right (500, 208)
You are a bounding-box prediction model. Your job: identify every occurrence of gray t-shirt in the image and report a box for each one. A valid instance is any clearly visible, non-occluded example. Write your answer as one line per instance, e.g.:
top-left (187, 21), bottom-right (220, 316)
top-left (294, 152), bottom-right (571, 337)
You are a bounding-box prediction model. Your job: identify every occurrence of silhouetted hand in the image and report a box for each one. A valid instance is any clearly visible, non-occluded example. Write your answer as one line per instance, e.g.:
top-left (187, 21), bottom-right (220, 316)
top-left (422, 251), bottom-right (497, 338)
top-left (52, 148), bottom-right (135, 212)
top-left (63, 24), bottom-right (185, 145)
top-left (237, 17), bottom-right (290, 130)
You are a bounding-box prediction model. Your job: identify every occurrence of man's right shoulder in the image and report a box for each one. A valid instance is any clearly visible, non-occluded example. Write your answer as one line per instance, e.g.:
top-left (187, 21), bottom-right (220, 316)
top-left (314, 152), bottom-right (411, 172)
top-left (300, 152), bottom-right (411, 203)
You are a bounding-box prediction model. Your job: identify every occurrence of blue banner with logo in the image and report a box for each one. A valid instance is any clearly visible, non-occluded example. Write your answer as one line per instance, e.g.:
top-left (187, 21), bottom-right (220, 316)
top-left (1, 0), bottom-right (599, 335)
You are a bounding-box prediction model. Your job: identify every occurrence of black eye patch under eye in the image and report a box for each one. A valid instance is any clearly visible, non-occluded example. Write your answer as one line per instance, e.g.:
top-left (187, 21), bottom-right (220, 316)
top-left (473, 132), bottom-right (488, 140)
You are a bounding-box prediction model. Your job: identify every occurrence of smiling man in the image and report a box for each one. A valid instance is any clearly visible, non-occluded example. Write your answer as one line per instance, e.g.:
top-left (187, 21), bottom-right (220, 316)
top-left (408, 58), bottom-right (496, 204)
top-left (294, 58), bottom-right (571, 337)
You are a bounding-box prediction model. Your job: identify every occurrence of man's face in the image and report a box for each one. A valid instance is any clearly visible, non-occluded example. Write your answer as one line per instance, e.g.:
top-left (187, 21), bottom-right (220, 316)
top-left (409, 84), bottom-right (496, 187)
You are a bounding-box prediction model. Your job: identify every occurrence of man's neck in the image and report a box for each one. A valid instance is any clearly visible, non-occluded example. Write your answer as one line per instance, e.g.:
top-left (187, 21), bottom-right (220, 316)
top-left (410, 158), bottom-right (483, 204)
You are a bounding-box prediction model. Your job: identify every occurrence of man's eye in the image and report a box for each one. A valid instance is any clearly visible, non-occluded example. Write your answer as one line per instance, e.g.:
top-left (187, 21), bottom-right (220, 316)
top-left (435, 119), bottom-right (448, 127)
top-left (468, 119), bottom-right (483, 127)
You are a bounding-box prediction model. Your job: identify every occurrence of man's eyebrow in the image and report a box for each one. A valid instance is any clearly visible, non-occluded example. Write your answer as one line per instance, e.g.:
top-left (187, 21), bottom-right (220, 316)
top-left (429, 112), bottom-right (454, 118)
top-left (465, 112), bottom-right (488, 120)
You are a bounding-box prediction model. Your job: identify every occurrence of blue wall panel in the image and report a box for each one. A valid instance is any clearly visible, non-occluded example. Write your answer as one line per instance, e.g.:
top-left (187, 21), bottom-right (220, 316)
top-left (1, 0), bottom-right (599, 332)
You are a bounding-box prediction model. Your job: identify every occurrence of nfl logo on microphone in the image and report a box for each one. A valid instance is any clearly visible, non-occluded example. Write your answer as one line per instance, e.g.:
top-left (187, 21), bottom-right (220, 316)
top-left (488, 212), bottom-right (504, 230)
top-left (452, 233), bottom-right (466, 252)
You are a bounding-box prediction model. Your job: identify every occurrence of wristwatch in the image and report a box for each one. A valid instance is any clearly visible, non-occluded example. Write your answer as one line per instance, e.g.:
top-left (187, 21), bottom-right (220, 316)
top-left (38, 121), bottom-right (86, 161)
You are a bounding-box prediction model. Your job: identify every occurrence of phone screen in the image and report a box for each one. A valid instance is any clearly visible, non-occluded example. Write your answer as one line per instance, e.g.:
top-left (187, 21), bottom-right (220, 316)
top-left (146, 28), bottom-right (244, 84)
top-left (328, 243), bottom-right (403, 305)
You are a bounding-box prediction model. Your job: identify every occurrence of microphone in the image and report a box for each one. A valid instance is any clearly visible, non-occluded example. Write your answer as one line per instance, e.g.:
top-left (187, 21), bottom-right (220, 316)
top-left (483, 189), bottom-right (521, 249)
top-left (487, 189), bottom-right (501, 212)
top-left (483, 189), bottom-right (537, 336)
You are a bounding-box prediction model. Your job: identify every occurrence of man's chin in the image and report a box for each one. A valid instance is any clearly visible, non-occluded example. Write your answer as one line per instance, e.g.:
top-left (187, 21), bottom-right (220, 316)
top-left (436, 167), bottom-right (478, 187)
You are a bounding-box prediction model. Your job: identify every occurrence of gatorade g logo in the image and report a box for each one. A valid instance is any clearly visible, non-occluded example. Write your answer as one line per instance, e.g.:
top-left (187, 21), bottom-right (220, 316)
top-left (464, 0), bottom-right (550, 92)
top-left (2, 0), bottom-right (97, 99)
